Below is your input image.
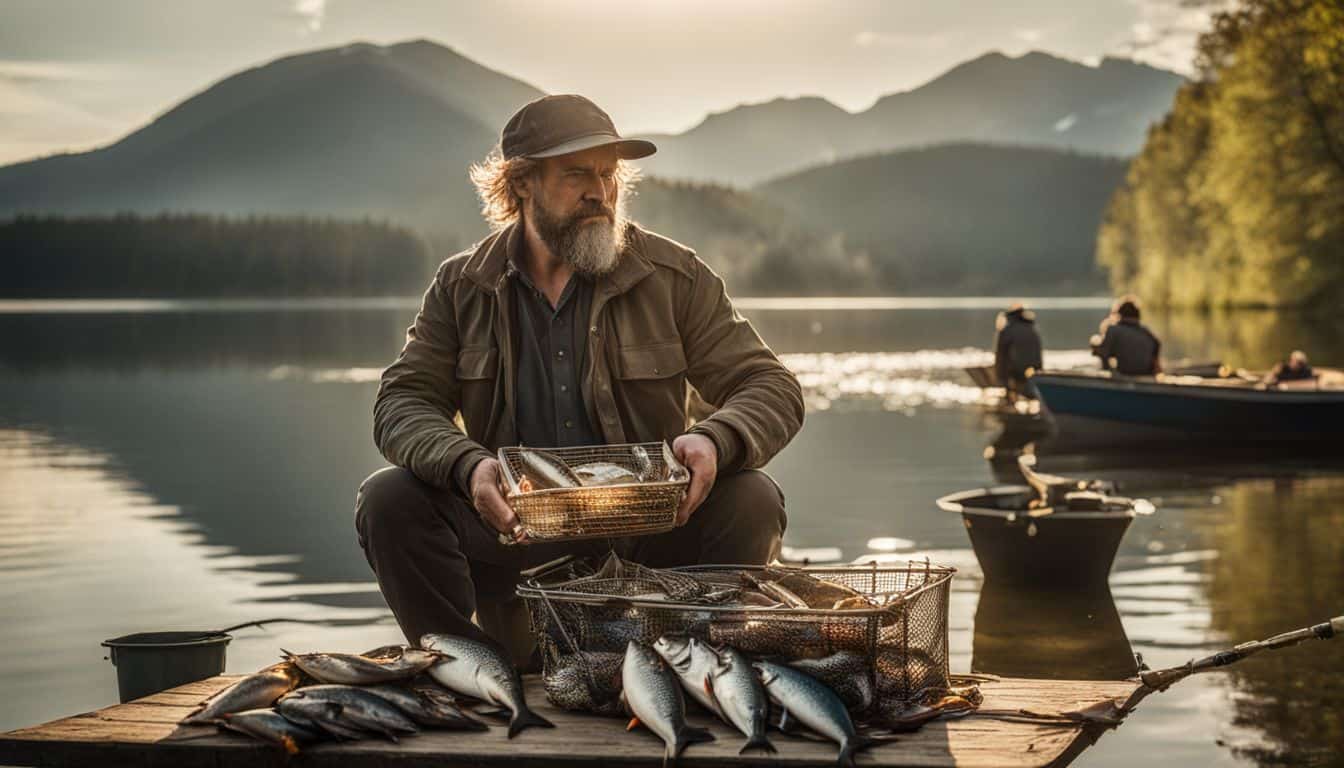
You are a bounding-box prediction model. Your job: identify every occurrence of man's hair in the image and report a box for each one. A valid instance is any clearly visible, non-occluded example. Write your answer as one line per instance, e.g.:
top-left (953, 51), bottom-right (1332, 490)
top-left (1113, 294), bottom-right (1141, 320)
top-left (469, 148), bottom-right (641, 230)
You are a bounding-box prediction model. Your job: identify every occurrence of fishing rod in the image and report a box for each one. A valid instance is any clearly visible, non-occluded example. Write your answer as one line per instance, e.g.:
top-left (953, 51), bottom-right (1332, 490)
top-left (1137, 614), bottom-right (1344, 693)
top-left (969, 614), bottom-right (1344, 727)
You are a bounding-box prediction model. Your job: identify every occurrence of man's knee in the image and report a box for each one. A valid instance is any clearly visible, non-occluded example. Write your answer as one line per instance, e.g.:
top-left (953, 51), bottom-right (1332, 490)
top-left (355, 466), bottom-right (439, 543)
top-left (712, 469), bottom-right (787, 534)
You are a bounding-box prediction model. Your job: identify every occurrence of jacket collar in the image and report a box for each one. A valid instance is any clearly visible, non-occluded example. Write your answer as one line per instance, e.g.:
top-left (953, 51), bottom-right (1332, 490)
top-left (464, 221), bottom-right (655, 296)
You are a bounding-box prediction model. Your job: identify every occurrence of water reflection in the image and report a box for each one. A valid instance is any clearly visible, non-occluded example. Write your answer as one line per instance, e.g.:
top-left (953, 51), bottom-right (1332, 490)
top-left (973, 583), bottom-right (1136, 680)
top-left (1204, 475), bottom-right (1344, 766)
top-left (1154, 308), bottom-right (1344, 371)
top-left (1, 303), bottom-right (1342, 767)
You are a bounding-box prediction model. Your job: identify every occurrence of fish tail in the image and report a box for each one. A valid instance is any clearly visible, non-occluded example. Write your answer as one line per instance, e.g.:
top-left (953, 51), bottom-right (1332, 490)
top-left (673, 725), bottom-right (714, 757)
top-left (506, 705), bottom-right (555, 738)
top-left (738, 733), bottom-right (777, 755)
top-left (838, 734), bottom-right (879, 768)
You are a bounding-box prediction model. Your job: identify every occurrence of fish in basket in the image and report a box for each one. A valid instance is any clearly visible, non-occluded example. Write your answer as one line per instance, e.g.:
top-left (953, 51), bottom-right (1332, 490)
top-left (515, 555), bottom-right (960, 731)
top-left (497, 442), bottom-right (690, 542)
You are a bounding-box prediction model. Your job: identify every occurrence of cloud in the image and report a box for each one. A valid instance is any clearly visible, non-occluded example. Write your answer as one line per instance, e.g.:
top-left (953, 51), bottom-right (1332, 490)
top-left (0, 60), bottom-right (115, 85)
top-left (1013, 28), bottom-right (1044, 44)
top-left (1119, 0), bottom-right (1230, 72)
top-left (293, 0), bottom-right (326, 36)
top-left (853, 30), bottom-right (949, 51)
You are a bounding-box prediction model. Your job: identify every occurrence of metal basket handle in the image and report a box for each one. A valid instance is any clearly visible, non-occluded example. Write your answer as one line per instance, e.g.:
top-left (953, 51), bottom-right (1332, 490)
top-left (520, 554), bottom-right (579, 582)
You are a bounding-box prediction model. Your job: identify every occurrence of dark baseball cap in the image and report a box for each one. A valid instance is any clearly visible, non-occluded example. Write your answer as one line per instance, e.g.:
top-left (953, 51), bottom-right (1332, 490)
top-left (501, 94), bottom-right (656, 161)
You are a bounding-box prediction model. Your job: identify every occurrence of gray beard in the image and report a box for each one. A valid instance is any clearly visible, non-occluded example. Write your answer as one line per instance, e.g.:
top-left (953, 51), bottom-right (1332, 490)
top-left (530, 198), bottom-right (627, 277)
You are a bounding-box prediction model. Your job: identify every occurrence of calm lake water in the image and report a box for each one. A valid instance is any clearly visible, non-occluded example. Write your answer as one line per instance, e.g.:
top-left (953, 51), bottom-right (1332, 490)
top-left (2, 300), bottom-right (1341, 766)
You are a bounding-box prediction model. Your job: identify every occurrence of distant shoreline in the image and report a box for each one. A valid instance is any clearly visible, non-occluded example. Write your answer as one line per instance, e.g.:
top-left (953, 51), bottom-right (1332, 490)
top-left (0, 296), bottom-right (1116, 314)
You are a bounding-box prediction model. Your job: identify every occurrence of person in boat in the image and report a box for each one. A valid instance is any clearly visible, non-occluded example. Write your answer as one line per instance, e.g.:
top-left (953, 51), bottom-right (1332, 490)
top-left (1267, 350), bottom-right (1315, 385)
top-left (354, 95), bottom-right (803, 663)
top-left (992, 303), bottom-right (1043, 401)
top-left (1091, 296), bottom-right (1161, 376)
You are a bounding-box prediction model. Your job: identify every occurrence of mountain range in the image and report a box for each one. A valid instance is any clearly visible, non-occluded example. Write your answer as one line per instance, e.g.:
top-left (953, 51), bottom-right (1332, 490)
top-left (638, 51), bottom-right (1182, 186)
top-left (0, 39), bottom-right (1179, 294)
top-left (0, 40), bottom-right (537, 240)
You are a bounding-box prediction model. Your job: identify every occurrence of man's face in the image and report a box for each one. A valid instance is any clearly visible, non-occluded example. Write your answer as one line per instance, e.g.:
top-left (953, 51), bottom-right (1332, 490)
top-left (522, 145), bottom-right (626, 276)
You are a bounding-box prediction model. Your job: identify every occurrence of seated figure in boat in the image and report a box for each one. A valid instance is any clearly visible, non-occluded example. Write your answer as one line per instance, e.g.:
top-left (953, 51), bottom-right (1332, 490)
top-left (992, 303), bottom-right (1043, 401)
top-left (1090, 296), bottom-right (1161, 376)
top-left (1267, 350), bottom-right (1315, 385)
top-left (353, 95), bottom-right (803, 666)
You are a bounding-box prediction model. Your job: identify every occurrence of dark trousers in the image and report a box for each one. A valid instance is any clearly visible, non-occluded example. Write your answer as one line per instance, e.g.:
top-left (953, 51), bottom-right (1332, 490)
top-left (354, 466), bottom-right (786, 663)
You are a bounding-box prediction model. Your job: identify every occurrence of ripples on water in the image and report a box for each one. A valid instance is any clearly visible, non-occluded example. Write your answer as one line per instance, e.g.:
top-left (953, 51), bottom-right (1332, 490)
top-left (1, 304), bottom-right (1341, 766)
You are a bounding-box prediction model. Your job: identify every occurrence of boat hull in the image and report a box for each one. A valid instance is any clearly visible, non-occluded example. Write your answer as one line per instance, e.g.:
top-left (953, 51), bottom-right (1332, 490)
top-left (1033, 372), bottom-right (1344, 443)
top-left (940, 486), bottom-right (1134, 588)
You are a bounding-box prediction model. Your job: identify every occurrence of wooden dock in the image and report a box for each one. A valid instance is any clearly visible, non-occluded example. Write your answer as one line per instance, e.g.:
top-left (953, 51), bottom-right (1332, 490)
top-left (0, 674), bottom-right (1142, 767)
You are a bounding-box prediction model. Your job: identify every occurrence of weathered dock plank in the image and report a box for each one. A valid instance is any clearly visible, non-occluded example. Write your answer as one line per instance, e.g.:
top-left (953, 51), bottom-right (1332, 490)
top-left (0, 675), bottom-right (1140, 768)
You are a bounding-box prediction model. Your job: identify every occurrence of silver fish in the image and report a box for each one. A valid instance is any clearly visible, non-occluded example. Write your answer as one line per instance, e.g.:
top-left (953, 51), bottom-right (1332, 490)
top-left (741, 572), bottom-right (809, 609)
top-left (706, 646), bottom-right (776, 755)
top-left (767, 569), bottom-right (864, 608)
top-left (181, 661), bottom-right (302, 725)
top-left (652, 635), bottom-right (721, 715)
top-left (274, 694), bottom-right (369, 741)
top-left (420, 633), bottom-right (554, 738)
top-left (662, 442), bottom-right (689, 482)
top-left (544, 651), bottom-right (625, 715)
top-left (278, 685), bottom-right (419, 742)
top-left (519, 448), bottom-right (581, 490)
top-left (218, 708), bottom-right (323, 754)
top-left (574, 461), bottom-right (641, 486)
top-left (281, 647), bottom-right (442, 684)
top-left (632, 445), bottom-right (654, 482)
top-left (754, 660), bottom-right (875, 768)
top-left (788, 651), bottom-right (875, 714)
top-left (621, 641), bottom-right (713, 766)
top-left (363, 684), bottom-right (489, 731)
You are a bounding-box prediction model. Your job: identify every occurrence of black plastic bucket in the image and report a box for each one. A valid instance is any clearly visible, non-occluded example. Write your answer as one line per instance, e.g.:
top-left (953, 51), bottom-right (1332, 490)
top-left (102, 631), bottom-right (231, 703)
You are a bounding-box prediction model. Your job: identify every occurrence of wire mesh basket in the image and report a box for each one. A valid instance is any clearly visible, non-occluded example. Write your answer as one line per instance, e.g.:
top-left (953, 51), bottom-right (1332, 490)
top-left (497, 442), bottom-right (689, 542)
top-left (516, 556), bottom-right (954, 718)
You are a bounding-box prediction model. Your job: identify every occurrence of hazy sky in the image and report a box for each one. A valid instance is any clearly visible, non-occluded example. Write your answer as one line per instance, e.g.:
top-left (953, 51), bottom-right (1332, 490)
top-left (0, 0), bottom-right (1216, 165)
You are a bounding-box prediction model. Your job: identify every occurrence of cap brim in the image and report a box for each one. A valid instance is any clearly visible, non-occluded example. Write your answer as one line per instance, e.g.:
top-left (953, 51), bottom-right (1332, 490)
top-left (525, 133), bottom-right (657, 160)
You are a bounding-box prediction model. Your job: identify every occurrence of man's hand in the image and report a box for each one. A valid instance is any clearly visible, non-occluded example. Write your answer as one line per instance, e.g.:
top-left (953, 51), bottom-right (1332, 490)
top-left (672, 433), bottom-right (718, 526)
top-left (470, 458), bottom-right (526, 543)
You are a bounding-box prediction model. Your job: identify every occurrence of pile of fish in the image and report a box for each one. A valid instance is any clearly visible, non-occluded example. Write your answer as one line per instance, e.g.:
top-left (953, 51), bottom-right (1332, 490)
top-left (548, 636), bottom-right (979, 768)
top-left (514, 443), bottom-right (687, 492)
top-left (557, 555), bottom-right (907, 613)
top-left (180, 635), bottom-right (552, 754)
top-left (526, 558), bottom-right (976, 765)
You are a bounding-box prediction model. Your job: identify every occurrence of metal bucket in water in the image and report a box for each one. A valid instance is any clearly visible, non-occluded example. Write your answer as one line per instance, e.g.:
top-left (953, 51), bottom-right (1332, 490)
top-left (102, 631), bottom-right (231, 703)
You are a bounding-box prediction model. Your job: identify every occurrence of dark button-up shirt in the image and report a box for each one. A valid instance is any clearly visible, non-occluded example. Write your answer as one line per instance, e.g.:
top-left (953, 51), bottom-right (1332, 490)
top-left (510, 257), bottom-right (600, 448)
top-left (1095, 318), bottom-right (1161, 375)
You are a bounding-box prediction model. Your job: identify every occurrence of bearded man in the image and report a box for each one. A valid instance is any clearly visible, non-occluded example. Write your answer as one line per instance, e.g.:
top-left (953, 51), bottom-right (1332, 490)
top-left (355, 95), bottom-right (804, 663)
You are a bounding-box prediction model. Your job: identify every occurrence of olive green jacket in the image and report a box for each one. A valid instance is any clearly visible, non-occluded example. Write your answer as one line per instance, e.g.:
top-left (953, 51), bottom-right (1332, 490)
top-left (373, 222), bottom-right (805, 495)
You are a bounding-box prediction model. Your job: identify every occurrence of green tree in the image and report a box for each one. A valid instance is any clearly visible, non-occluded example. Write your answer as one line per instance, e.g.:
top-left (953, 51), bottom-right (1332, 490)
top-left (1097, 0), bottom-right (1344, 308)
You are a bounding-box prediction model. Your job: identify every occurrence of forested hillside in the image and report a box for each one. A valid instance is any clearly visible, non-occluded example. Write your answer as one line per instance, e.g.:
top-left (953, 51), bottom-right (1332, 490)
top-left (758, 144), bottom-right (1128, 293)
top-left (1097, 0), bottom-right (1344, 308)
top-left (0, 215), bottom-right (435, 297)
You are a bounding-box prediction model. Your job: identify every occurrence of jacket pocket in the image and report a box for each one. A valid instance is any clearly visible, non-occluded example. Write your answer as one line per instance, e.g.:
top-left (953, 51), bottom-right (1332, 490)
top-left (456, 346), bottom-right (499, 440)
top-left (457, 346), bottom-right (499, 380)
top-left (615, 341), bottom-right (687, 380)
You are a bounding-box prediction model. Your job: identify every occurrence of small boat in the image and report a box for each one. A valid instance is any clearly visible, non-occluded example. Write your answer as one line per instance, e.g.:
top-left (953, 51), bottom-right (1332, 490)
top-left (937, 457), bottom-right (1152, 588)
top-left (1032, 367), bottom-right (1344, 445)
